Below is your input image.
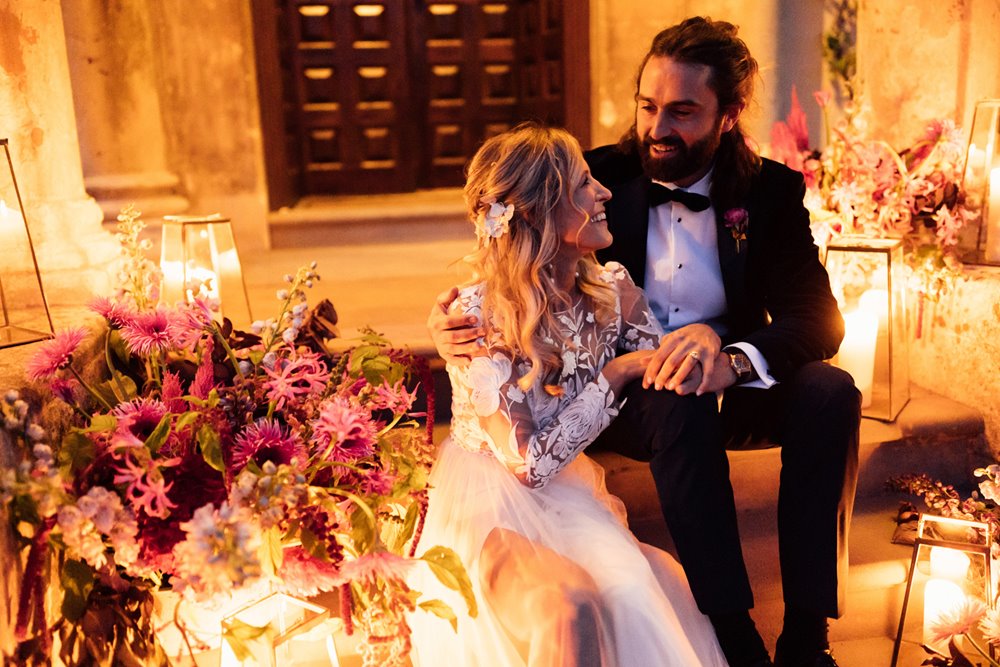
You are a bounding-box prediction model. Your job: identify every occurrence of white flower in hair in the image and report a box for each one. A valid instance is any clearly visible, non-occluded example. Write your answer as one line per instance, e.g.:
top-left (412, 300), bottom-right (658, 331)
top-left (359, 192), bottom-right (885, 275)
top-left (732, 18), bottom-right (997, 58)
top-left (478, 197), bottom-right (515, 240)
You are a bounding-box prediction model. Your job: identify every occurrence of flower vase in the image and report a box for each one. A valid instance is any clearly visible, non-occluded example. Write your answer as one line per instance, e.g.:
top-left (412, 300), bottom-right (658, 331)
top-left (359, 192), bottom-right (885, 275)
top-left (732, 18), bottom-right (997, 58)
top-left (358, 605), bottom-right (411, 667)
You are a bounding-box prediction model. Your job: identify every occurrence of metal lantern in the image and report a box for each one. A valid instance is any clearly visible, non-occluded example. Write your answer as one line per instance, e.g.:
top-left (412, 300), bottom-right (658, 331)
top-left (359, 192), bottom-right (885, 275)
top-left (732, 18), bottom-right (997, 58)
top-left (220, 593), bottom-right (342, 666)
top-left (891, 514), bottom-right (994, 666)
top-left (0, 138), bottom-right (53, 348)
top-left (824, 236), bottom-right (909, 421)
top-left (159, 214), bottom-right (252, 327)
top-left (960, 99), bottom-right (1000, 265)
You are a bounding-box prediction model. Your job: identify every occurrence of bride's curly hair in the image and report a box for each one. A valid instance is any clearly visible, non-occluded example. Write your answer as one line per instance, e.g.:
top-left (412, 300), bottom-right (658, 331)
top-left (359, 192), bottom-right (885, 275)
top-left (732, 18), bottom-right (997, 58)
top-left (463, 122), bottom-right (617, 390)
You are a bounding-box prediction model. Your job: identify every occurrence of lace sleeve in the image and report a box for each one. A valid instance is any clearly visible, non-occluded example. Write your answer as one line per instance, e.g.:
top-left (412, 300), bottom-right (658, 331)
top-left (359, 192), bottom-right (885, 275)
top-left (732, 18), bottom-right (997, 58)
top-left (469, 352), bottom-right (620, 489)
top-left (600, 261), bottom-right (663, 352)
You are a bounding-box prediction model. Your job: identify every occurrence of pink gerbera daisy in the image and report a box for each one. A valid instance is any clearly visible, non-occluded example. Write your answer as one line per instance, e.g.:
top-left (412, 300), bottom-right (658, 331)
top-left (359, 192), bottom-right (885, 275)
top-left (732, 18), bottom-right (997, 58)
top-left (26, 327), bottom-right (88, 380)
top-left (309, 396), bottom-right (377, 462)
top-left (263, 351), bottom-right (329, 410)
top-left (120, 308), bottom-right (175, 356)
top-left (929, 597), bottom-right (987, 644)
top-left (230, 419), bottom-right (307, 472)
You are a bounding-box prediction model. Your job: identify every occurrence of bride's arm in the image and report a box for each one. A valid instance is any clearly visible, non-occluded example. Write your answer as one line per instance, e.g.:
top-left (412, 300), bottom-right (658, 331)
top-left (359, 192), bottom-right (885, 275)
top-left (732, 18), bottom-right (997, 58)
top-left (470, 348), bottom-right (651, 489)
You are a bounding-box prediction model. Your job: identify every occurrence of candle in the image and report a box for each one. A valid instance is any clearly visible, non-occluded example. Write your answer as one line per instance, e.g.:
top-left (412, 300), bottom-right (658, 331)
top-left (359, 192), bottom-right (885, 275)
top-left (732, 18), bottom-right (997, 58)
top-left (930, 547), bottom-right (970, 580)
top-left (836, 310), bottom-right (878, 408)
top-left (986, 167), bottom-right (1000, 263)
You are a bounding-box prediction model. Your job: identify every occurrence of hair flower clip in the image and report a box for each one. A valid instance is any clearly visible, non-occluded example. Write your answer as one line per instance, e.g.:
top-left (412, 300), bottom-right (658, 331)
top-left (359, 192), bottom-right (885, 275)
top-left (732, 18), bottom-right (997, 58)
top-left (723, 208), bottom-right (749, 253)
top-left (477, 197), bottom-right (515, 241)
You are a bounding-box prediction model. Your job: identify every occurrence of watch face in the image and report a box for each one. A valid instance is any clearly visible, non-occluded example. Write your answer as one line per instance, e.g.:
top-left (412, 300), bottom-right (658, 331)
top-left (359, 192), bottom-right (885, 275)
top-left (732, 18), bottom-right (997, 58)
top-left (730, 353), bottom-right (752, 377)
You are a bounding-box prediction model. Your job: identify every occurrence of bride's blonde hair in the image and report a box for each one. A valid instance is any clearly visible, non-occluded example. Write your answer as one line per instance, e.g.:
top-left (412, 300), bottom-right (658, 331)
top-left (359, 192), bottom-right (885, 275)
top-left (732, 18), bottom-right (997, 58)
top-left (463, 122), bottom-right (617, 390)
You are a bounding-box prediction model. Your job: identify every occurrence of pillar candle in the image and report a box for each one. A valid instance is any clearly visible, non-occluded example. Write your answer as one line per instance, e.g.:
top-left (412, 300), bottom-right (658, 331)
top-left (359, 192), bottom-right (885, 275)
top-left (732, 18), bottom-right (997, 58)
top-left (837, 310), bottom-right (878, 408)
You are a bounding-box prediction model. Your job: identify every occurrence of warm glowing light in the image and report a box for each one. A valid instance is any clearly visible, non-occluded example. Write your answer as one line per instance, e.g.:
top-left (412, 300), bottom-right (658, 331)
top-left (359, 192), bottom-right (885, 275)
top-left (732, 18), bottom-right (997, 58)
top-left (930, 547), bottom-right (971, 580)
top-left (923, 578), bottom-right (966, 653)
top-left (838, 310), bottom-right (877, 408)
top-left (986, 167), bottom-right (1000, 263)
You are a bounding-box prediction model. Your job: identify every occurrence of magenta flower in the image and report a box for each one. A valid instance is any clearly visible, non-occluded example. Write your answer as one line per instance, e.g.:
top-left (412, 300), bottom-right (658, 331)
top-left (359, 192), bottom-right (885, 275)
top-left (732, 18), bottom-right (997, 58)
top-left (340, 550), bottom-right (412, 585)
top-left (309, 397), bottom-right (377, 462)
top-left (88, 296), bottom-right (135, 329)
top-left (112, 398), bottom-right (168, 443)
top-left (190, 337), bottom-right (216, 400)
top-left (263, 351), bottom-right (329, 410)
top-left (230, 419), bottom-right (307, 472)
top-left (724, 208), bottom-right (750, 253)
top-left (113, 454), bottom-right (178, 519)
top-left (277, 545), bottom-right (346, 597)
top-left (26, 327), bottom-right (88, 380)
top-left (120, 308), bottom-right (175, 356)
top-left (355, 467), bottom-right (396, 497)
top-left (168, 301), bottom-right (212, 350)
top-left (49, 377), bottom-right (78, 403)
top-left (370, 379), bottom-right (418, 415)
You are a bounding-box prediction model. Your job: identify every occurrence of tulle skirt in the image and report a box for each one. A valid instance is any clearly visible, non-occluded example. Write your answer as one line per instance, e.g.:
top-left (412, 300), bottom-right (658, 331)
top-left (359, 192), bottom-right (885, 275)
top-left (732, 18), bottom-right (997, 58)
top-left (408, 438), bottom-right (729, 667)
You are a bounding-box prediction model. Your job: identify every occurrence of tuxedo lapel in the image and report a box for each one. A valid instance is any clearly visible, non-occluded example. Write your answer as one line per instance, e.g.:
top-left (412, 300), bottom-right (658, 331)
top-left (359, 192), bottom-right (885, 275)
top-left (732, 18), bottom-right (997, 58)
top-left (604, 176), bottom-right (653, 287)
top-left (715, 196), bottom-right (750, 312)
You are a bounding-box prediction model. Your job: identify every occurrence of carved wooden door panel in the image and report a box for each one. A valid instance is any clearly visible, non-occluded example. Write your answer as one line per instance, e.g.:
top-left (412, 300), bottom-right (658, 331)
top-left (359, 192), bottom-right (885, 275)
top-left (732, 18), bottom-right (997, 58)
top-left (259, 0), bottom-right (582, 197)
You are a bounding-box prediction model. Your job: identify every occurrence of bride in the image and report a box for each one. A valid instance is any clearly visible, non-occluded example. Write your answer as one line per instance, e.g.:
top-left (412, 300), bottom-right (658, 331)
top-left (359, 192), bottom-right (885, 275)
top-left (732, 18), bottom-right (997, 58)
top-left (409, 122), bottom-right (728, 666)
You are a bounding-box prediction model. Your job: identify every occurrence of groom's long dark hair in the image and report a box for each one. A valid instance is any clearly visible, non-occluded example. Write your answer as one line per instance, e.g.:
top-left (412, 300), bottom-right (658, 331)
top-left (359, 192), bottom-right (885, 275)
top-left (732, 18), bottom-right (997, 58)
top-left (619, 16), bottom-right (762, 213)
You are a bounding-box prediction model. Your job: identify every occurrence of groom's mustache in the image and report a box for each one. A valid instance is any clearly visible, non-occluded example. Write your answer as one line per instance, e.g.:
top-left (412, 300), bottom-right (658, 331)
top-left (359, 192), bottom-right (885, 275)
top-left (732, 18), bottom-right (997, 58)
top-left (642, 136), bottom-right (686, 152)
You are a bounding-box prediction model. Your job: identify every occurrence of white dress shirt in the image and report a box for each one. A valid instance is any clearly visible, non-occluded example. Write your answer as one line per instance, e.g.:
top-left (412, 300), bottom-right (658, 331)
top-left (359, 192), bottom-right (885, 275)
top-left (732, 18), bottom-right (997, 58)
top-left (644, 171), bottom-right (776, 388)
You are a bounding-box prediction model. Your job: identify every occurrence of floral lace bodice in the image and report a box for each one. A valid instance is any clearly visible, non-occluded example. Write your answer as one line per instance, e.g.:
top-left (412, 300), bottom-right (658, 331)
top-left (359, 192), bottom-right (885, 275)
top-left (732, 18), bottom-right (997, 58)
top-left (446, 262), bottom-right (663, 488)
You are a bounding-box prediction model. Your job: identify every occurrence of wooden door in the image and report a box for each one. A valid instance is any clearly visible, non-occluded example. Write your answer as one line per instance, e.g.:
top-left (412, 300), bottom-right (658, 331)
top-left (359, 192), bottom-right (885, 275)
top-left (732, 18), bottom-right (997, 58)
top-left (253, 1), bottom-right (588, 200)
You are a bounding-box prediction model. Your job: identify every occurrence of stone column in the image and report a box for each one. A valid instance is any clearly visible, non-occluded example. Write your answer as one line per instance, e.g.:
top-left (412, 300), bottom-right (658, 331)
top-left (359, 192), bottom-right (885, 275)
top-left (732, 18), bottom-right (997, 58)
top-left (61, 0), bottom-right (189, 222)
top-left (0, 0), bottom-right (117, 323)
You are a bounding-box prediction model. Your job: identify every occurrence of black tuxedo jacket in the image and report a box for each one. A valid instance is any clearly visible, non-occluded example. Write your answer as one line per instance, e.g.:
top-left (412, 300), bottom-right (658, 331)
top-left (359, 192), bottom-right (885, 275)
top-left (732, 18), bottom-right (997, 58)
top-left (585, 144), bottom-right (844, 382)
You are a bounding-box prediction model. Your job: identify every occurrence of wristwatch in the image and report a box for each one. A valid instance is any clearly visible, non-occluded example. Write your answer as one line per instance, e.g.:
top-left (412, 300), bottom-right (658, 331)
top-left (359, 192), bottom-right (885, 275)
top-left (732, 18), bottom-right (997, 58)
top-left (726, 350), bottom-right (755, 384)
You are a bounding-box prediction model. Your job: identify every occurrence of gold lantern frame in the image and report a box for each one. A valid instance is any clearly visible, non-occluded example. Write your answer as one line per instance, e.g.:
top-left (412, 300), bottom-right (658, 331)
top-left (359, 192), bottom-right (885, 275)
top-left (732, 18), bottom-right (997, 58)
top-left (891, 513), bottom-right (994, 666)
top-left (960, 98), bottom-right (1000, 266)
top-left (0, 138), bottom-right (53, 348)
top-left (823, 236), bottom-right (909, 422)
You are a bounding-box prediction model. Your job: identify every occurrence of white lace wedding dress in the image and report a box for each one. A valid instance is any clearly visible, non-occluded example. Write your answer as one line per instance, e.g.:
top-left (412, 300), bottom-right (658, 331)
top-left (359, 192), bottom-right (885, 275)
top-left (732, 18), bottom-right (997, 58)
top-left (409, 263), bottom-right (728, 667)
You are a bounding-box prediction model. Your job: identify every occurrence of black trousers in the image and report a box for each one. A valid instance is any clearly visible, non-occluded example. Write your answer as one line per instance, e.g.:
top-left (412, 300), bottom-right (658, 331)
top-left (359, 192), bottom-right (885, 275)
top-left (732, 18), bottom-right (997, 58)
top-left (592, 361), bottom-right (860, 618)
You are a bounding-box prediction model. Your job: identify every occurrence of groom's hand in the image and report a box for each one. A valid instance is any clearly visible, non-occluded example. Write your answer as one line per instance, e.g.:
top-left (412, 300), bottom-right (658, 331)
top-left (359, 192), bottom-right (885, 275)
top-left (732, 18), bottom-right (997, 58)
top-left (643, 323), bottom-right (722, 391)
top-left (427, 287), bottom-right (485, 366)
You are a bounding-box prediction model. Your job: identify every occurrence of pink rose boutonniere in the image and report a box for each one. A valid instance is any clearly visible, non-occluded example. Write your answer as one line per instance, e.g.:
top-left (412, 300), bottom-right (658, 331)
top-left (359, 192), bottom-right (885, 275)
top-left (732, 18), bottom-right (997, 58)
top-left (724, 208), bottom-right (749, 253)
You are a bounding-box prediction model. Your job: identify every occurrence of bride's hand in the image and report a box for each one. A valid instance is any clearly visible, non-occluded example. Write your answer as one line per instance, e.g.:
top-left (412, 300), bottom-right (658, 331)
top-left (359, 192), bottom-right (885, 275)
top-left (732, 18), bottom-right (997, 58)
top-left (427, 287), bottom-right (485, 366)
top-left (600, 350), bottom-right (655, 396)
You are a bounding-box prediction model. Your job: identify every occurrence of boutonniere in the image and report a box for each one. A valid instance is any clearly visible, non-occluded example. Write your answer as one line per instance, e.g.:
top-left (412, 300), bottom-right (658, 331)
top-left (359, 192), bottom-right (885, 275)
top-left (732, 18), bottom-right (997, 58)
top-left (724, 208), bottom-right (749, 253)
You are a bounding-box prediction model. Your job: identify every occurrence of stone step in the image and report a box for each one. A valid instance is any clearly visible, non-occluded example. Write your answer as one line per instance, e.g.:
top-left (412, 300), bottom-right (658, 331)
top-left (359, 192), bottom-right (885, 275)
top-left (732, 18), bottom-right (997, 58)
top-left (267, 191), bottom-right (468, 249)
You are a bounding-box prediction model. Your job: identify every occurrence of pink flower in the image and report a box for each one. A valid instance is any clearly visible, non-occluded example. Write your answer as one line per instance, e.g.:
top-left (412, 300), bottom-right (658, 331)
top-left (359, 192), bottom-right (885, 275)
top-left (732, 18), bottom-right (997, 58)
top-left (723, 208), bottom-right (750, 253)
top-left (189, 337), bottom-right (215, 400)
top-left (370, 379), bottom-right (418, 415)
top-left (263, 351), bottom-right (329, 410)
top-left (26, 327), bottom-right (88, 380)
top-left (168, 300), bottom-right (212, 350)
top-left (120, 308), bottom-right (175, 356)
top-left (113, 453), bottom-right (178, 519)
top-left (310, 396), bottom-right (377, 462)
top-left (112, 398), bottom-right (168, 443)
top-left (277, 546), bottom-right (346, 597)
top-left (340, 550), bottom-right (412, 585)
top-left (49, 377), bottom-right (78, 403)
top-left (230, 419), bottom-right (307, 472)
top-left (813, 90), bottom-right (832, 109)
top-left (980, 606), bottom-right (1000, 645)
top-left (89, 296), bottom-right (135, 329)
top-left (928, 597), bottom-right (987, 644)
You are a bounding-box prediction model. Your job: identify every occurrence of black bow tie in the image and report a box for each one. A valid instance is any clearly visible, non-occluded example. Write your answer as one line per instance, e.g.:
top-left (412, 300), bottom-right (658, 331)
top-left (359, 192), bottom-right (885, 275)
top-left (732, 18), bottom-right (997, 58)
top-left (648, 183), bottom-right (711, 212)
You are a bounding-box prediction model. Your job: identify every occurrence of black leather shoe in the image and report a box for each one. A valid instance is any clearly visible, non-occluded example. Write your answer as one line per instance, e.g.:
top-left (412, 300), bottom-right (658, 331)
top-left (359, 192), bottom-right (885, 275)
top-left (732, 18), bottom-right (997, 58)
top-left (773, 648), bottom-right (839, 667)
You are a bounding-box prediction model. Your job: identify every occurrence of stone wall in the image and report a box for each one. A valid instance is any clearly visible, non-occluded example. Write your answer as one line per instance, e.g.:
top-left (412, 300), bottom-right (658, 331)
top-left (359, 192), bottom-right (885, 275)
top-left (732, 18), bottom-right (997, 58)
top-left (587, 0), bottom-right (826, 150)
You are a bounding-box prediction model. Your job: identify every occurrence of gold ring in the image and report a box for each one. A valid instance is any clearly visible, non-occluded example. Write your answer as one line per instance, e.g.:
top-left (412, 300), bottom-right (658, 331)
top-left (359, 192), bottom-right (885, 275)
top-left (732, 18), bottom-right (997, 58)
top-left (689, 350), bottom-right (700, 360)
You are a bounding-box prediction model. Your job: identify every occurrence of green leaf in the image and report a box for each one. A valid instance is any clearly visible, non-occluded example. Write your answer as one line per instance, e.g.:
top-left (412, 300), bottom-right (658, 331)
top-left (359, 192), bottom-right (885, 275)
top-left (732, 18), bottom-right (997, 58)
top-left (260, 527), bottom-right (284, 577)
top-left (60, 559), bottom-right (95, 622)
top-left (350, 505), bottom-right (375, 555)
top-left (418, 599), bottom-right (459, 632)
top-left (86, 414), bottom-right (118, 433)
top-left (59, 431), bottom-right (96, 475)
top-left (197, 424), bottom-right (225, 472)
top-left (174, 411), bottom-right (200, 432)
top-left (222, 618), bottom-right (274, 663)
top-left (390, 501), bottom-right (420, 554)
top-left (420, 546), bottom-right (477, 617)
top-left (143, 414), bottom-right (172, 454)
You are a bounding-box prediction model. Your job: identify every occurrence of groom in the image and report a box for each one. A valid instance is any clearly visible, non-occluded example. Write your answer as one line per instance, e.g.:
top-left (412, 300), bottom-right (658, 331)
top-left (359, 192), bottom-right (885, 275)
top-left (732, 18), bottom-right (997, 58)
top-left (584, 17), bottom-right (859, 667)
top-left (429, 16), bottom-right (860, 667)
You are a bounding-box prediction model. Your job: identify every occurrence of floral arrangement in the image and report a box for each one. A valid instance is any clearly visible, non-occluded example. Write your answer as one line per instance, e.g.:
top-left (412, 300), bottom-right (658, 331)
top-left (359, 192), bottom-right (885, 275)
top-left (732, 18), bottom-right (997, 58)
top-left (768, 88), bottom-right (977, 305)
top-left (889, 467), bottom-right (1000, 665)
top-left (0, 207), bottom-right (474, 666)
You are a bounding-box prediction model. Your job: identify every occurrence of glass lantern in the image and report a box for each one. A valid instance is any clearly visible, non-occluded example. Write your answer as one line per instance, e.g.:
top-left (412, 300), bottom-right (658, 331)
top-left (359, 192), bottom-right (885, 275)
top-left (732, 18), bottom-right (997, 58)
top-left (824, 236), bottom-right (909, 421)
top-left (0, 138), bottom-right (53, 348)
top-left (890, 514), bottom-right (994, 666)
top-left (960, 99), bottom-right (1000, 265)
top-left (221, 593), bottom-right (343, 667)
top-left (159, 214), bottom-right (252, 327)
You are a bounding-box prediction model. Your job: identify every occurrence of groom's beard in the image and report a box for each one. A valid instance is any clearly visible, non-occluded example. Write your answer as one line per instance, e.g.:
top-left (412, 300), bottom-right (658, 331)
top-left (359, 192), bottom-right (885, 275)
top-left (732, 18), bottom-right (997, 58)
top-left (637, 120), bottom-right (723, 184)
